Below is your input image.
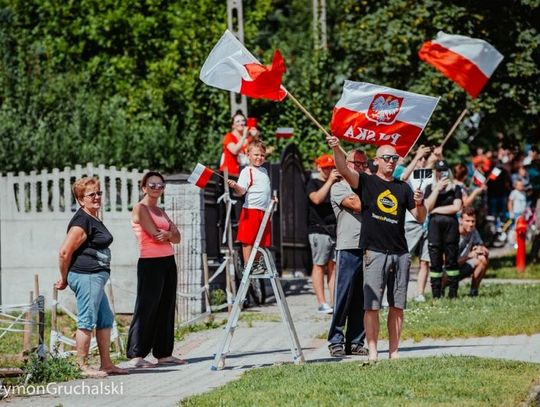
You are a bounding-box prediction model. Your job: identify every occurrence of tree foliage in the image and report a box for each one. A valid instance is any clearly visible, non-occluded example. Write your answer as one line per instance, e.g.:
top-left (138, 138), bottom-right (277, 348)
top-left (0, 0), bottom-right (538, 172)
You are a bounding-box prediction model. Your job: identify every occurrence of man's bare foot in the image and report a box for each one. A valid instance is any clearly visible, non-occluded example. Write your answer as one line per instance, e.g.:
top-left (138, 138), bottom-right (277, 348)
top-left (100, 365), bottom-right (129, 375)
top-left (389, 351), bottom-right (399, 360)
top-left (79, 365), bottom-right (108, 378)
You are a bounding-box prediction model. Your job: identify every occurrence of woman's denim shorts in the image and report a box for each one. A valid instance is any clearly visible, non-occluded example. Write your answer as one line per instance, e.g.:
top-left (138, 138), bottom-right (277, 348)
top-left (67, 271), bottom-right (114, 330)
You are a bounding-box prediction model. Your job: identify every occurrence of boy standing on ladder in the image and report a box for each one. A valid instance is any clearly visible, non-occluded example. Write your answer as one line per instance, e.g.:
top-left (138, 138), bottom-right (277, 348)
top-left (228, 140), bottom-right (273, 274)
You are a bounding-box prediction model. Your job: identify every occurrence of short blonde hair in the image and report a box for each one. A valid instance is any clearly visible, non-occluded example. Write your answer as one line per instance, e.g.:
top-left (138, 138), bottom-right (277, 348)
top-left (248, 140), bottom-right (266, 153)
top-left (72, 177), bottom-right (99, 201)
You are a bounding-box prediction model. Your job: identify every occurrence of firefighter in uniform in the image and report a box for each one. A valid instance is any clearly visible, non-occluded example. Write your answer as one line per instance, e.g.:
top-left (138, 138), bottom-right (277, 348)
top-left (424, 160), bottom-right (463, 298)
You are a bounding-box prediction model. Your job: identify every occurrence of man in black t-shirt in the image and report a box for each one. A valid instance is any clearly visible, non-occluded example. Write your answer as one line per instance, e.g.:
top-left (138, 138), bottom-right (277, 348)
top-left (307, 154), bottom-right (339, 314)
top-left (327, 136), bottom-right (426, 363)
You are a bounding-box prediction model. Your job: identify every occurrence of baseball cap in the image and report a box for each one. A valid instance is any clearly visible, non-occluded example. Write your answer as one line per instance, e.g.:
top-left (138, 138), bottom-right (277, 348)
top-left (315, 154), bottom-right (335, 168)
top-left (434, 160), bottom-right (449, 171)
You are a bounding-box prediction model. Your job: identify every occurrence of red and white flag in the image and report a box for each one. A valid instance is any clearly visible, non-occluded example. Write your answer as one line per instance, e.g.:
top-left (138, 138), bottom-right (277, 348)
top-left (200, 30), bottom-right (287, 101)
top-left (419, 32), bottom-right (504, 99)
top-left (330, 81), bottom-right (439, 157)
top-left (489, 167), bottom-right (502, 180)
top-left (275, 127), bottom-right (294, 139)
top-left (188, 163), bottom-right (214, 188)
top-left (472, 169), bottom-right (486, 187)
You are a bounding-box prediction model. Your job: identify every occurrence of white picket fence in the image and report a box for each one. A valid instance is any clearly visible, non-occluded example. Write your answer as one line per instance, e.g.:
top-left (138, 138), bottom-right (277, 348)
top-left (0, 164), bottom-right (206, 319)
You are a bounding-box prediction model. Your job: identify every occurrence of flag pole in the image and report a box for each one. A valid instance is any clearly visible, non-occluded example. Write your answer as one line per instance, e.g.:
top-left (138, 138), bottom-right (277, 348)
top-left (285, 90), bottom-right (347, 155)
top-left (441, 108), bottom-right (468, 148)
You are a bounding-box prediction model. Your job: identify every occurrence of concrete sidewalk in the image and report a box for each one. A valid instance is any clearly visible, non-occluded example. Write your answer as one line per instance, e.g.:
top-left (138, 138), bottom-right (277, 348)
top-left (4, 277), bottom-right (540, 407)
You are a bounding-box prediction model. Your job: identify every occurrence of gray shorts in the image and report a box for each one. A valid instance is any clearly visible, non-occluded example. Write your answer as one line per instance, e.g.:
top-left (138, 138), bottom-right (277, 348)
top-left (405, 221), bottom-right (430, 262)
top-left (309, 233), bottom-right (336, 266)
top-left (363, 250), bottom-right (411, 310)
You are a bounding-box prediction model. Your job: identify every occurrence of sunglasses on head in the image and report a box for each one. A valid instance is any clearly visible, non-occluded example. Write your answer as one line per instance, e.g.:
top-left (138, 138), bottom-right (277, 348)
top-left (347, 160), bottom-right (369, 168)
top-left (84, 190), bottom-right (103, 199)
top-left (147, 182), bottom-right (165, 190)
top-left (378, 154), bottom-right (400, 163)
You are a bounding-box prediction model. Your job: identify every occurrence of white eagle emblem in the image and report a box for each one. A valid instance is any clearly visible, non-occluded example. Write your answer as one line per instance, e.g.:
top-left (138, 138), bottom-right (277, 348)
top-left (366, 94), bottom-right (403, 125)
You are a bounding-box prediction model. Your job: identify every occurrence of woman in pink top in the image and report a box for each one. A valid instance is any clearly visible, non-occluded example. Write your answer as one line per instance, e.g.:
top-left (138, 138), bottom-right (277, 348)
top-left (126, 171), bottom-right (186, 368)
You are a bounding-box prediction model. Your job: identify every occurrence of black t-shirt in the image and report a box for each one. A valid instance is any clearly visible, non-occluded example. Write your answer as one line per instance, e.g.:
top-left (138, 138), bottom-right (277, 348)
top-left (306, 177), bottom-right (337, 236)
top-left (424, 184), bottom-right (463, 217)
top-left (67, 208), bottom-right (113, 274)
top-left (354, 173), bottom-right (415, 254)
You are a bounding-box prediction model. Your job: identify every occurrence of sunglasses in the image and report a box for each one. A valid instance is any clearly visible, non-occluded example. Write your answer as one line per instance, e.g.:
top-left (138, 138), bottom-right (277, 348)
top-left (378, 154), bottom-right (400, 163)
top-left (84, 190), bottom-right (103, 199)
top-left (347, 160), bottom-right (369, 168)
top-left (147, 182), bottom-right (166, 190)
top-left (233, 119), bottom-right (246, 125)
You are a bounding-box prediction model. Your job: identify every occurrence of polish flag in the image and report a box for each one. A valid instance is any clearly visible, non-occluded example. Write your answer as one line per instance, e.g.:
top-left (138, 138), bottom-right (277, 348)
top-left (275, 127), bottom-right (294, 139)
top-left (188, 163), bottom-right (214, 188)
top-left (472, 169), bottom-right (486, 187)
top-left (489, 167), bottom-right (502, 180)
top-left (419, 32), bottom-right (504, 99)
top-left (200, 30), bottom-right (287, 101)
top-left (330, 81), bottom-right (439, 157)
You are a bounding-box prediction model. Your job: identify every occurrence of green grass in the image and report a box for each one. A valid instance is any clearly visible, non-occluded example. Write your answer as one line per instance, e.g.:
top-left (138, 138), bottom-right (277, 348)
top-left (487, 253), bottom-right (540, 279)
top-left (181, 356), bottom-right (540, 407)
top-left (318, 284), bottom-right (540, 342)
top-left (239, 312), bottom-right (281, 327)
top-left (174, 318), bottom-right (227, 342)
top-left (395, 283), bottom-right (540, 341)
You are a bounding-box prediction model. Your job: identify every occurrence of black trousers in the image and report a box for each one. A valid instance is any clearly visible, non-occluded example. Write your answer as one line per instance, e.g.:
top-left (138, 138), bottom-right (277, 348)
top-left (127, 255), bottom-right (177, 359)
top-left (328, 249), bottom-right (365, 350)
top-left (428, 215), bottom-right (460, 298)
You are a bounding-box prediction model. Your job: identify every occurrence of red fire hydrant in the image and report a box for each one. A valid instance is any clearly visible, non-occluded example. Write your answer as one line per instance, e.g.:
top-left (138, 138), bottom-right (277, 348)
top-left (515, 215), bottom-right (527, 272)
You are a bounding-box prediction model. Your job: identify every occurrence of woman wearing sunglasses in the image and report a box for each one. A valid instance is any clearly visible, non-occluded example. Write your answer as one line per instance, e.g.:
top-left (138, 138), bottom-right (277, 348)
top-left (126, 171), bottom-right (186, 368)
top-left (57, 177), bottom-right (127, 377)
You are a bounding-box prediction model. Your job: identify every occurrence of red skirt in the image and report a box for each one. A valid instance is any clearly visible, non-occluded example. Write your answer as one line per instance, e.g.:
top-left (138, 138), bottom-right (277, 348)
top-left (237, 208), bottom-right (271, 247)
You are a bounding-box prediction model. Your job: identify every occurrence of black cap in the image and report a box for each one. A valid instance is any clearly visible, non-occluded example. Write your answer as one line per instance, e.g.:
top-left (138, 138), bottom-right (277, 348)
top-left (434, 160), bottom-right (449, 171)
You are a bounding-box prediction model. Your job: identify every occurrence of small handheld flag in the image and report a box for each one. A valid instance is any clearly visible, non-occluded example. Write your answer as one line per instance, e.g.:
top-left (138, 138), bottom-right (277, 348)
top-left (489, 167), bottom-right (502, 181)
top-left (472, 169), bottom-right (486, 186)
top-left (188, 163), bottom-right (215, 188)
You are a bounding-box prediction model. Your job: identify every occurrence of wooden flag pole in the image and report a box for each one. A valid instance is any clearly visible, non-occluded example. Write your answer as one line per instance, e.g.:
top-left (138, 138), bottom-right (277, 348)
top-left (441, 108), bottom-right (468, 148)
top-left (286, 91), bottom-right (347, 155)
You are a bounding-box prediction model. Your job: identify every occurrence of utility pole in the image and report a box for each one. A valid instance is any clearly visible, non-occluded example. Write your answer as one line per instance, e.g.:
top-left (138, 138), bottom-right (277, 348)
top-left (312, 0), bottom-right (327, 50)
top-left (227, 0), bottom-right (248, 116)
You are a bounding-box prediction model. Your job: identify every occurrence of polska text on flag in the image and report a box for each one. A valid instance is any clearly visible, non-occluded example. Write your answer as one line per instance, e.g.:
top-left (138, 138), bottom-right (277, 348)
top-left (472, 169), bottom-right (486, 187)
top-left (200, 30), bottom-right (287, 101)
top-left (419, 32), bottom-right (503, 99)
top-left (489, 167), bottom-right (502, 181)
top-left (330, 81), bottom-right (439, 157)
top-left (188, 163), bottom-right (214, 188)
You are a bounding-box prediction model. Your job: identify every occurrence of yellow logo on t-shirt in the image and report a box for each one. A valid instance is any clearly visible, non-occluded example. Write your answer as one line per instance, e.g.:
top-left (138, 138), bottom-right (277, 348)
top-left (377, 189), bottom-right (398, 215)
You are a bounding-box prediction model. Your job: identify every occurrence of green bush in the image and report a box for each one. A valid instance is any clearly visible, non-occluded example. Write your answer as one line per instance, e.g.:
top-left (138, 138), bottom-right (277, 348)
top-left (20, 355), bottom-right (81, 385)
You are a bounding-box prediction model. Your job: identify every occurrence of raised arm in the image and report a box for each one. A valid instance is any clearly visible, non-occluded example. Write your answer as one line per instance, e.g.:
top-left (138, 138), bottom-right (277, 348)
top-left (226, 128), bottom-right (249, 155)
top-left (401, 145), bottom-right (432, 181)
top-left (326, 135), bottom-right (359, 189)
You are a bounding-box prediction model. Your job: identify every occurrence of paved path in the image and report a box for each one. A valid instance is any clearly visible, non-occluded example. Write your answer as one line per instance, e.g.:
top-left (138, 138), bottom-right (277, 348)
top-left (4, 277), bottom-right (540, 407)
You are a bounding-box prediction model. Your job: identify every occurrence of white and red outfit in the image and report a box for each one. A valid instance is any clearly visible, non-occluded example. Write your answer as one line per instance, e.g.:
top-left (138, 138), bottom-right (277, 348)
top-left (236, 165), bottom-right (272, 246)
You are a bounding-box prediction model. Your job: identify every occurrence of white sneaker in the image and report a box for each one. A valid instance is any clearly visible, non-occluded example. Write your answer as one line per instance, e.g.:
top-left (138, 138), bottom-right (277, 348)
top-left (414, 294), bottom-right (426, 303)
top-left (317, 303), bottom-right (333, 314)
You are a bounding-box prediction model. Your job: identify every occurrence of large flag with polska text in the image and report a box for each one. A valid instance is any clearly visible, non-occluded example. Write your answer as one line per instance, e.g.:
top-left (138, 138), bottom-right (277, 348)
top-left (330, 81), bottom-right (439, 157)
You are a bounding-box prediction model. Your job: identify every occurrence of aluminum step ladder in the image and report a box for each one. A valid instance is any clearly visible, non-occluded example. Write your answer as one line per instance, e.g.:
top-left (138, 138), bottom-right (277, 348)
top-left (211, 200), bottom-right (305, 370)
